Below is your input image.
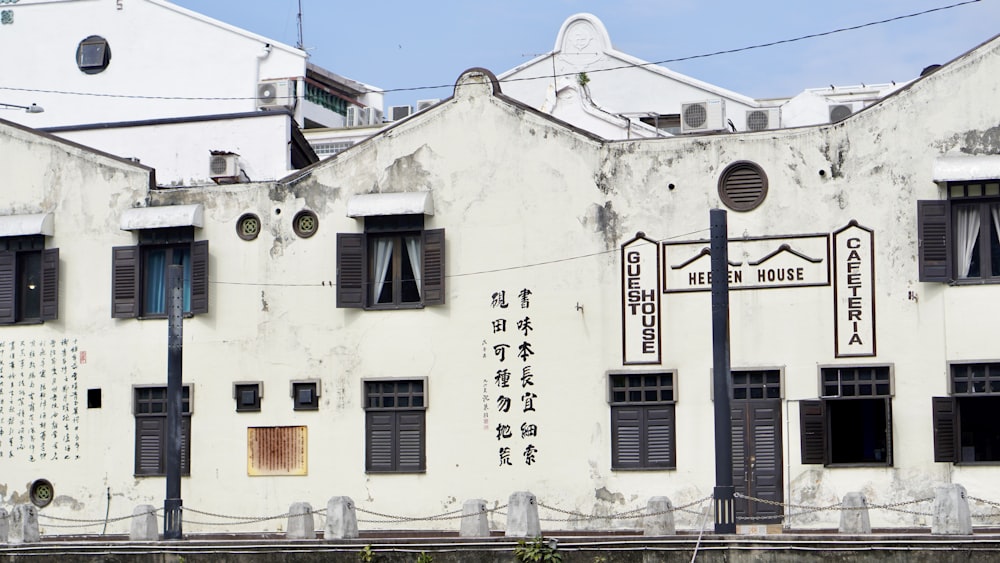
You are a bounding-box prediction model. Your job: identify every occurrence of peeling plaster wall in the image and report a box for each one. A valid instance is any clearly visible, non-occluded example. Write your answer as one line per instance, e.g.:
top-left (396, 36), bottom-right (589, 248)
top-left (4, 36), bottom-right (1000, 535)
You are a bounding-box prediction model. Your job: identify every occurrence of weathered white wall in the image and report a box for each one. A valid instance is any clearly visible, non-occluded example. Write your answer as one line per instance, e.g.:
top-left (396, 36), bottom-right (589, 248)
top-left (2, 30), bottom-right (1000, 537)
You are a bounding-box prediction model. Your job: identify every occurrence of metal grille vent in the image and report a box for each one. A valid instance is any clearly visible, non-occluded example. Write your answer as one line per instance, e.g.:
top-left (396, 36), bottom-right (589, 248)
top-left (746, 110), bottom-right (771, 131)
top-left (683, 103), bottom-right (708, 129)
top-left (210, 156), bottom-right (229, 176)
top-left (257, 83), bottom-right (277, 105)
top-left (718, 161), bottom-right (768, 212)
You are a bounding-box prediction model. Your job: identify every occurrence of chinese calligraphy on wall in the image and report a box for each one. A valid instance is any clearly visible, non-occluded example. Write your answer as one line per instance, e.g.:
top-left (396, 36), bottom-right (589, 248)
top-left (487, 288), bottom-right (540, 467)
top-left (0, 339), bottom-right (81, 462)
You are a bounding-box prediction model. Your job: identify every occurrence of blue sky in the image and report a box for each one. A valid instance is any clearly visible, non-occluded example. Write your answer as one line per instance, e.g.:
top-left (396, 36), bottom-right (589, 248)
top-left (172, 0), bottom-right (1000, 109)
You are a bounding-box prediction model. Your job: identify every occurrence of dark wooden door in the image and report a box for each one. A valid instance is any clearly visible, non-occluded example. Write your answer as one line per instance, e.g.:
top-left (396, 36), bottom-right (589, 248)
top-left (732, 400), bottom-right (783, 524)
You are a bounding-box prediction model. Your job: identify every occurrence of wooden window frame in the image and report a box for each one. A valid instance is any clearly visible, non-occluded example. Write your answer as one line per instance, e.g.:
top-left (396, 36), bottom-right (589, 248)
top-left (801, 365), bottom-right (894, 467)
top-left (111, 229), bottom-right (208, 319)
top-left (608, 371), bottom-right (676, 470)
top-left (133, 385), bottom-right (192, 477)
top-left (363, 378), bottom-right (427, 473)
top-left (918, 181), bottom-right (1000, 284)
top-left (933, 361), bottom-right (1000, 464)
top-left (0, 236), bottom-right (58, 325)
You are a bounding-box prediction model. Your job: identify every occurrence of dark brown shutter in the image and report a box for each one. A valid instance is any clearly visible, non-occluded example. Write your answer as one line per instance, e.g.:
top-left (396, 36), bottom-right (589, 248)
top-left (366, 411), bottom-right (395, 472)
top-left (799, 400), bottom-right (826, 464)
top-left (645, 405), bottom-right (675, 468)
top-left (189, 240), bottom-right (209, 314)
top-left (932, 397), bottom-right (958, 463)
top-left (883, 398), bottom-right (894, 466)
top-left (112, 246), bottom-right (140, 318)
top-left (422, 228), bottom-right (445, 306)
top-left (135, 417), bottom-right (165, 475)
top-left (396, 411), bottom-right (425, 472)
top-left (0, 251), bottom-right (15, 324)
top-left (336, 233), bottom-right (365, 308)
top-left (181, 415), bottom-right (191, 476)
top-left (40, 248), bottom-right (59, 321)
top-left (918, 200), bottom-right (950, 282)
top-left (611, 407), bottom-right (642, 469)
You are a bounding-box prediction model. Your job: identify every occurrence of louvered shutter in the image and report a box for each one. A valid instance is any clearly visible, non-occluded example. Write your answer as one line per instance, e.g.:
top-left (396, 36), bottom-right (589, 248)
top-left (135, 417), bottom-right (165, 475)
top-left (181, 416), bottom-right (191, 476)
top-left (396, 411), bottom-right (426, 472)
top-left (0, 251), bottom-right (15, 324)
top-left (421, 228), bottom-right (445, 306)
top-left (40, 248), bottom-right (59, 321)
top-left (112, 246), bottom-right (140, 318)
top-left (883, 398), bottom-right (894, 466)
top-left (932, 397), bottom-right (958, 463)
top-left (611, 407), bottom-right (642, 469)
top-left (918, 200), bottom-right (950, 282)
top-left (799, 400), bottom-right (826, 465)
top-left (189, 241), bottom-right (209, 315)
top-left (645, 406), bottom-right (675, 468)
top-left (336, 233), bottom-right (365, 308)
top-left (366, 411), bottom-right (395, 472)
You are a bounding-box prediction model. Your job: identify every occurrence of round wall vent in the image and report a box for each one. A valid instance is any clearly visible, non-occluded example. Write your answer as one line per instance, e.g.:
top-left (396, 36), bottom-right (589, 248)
top-left (236, 213), bottom-right (261, 241)
top-left (292, 210), bottom-right (318, 238)
top-left (30, 479), bottom-right (54, 508)
top-left (718, 161), bottom-right (768, 212)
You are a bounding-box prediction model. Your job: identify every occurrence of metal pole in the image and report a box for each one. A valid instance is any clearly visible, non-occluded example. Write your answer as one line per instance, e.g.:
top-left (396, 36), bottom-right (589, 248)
top-left (710, 209), bottom-right (735, 534)
top-left (164, 264), bottom-right (184, 540)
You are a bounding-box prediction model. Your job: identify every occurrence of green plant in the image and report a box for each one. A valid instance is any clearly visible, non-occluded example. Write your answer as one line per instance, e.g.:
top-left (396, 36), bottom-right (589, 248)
top-left (577, 72), bottom-right (590, 87)
top-left (358, 544), bottom-right (377, 563)
top-left (415, 552), bottom-right (434, 563)
top-left (514, 536), bottom-right (564, 562)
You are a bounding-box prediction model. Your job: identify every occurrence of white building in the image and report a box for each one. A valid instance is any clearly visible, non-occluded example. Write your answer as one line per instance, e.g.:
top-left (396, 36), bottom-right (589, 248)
top-left (2, 16), bottom-right (1000, 538)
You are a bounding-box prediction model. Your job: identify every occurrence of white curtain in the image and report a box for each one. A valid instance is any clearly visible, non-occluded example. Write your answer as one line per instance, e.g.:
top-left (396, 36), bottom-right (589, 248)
top-left (955, 206), bottom-right (980, 278)
top-left (373, 239), bottom-right (393, 302)
top-left (405, 235), bottom-right (421, 297)
top-left (991, 205), bottom-right (1000, 275)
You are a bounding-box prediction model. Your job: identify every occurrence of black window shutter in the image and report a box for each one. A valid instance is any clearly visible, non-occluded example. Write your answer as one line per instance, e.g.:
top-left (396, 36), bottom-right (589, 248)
top-left (918, 200), bottom-right (950, 282)
top-left (135, 417), bottom-right (165, 475)
top-left (799, 400), bottom-right (826, 465)
top-left (645, 405), bottom-right (676, 468)
top-left (611, 407), bottom-right (642, 469)
top-left (884, 398), bottom-right (894, 466)
top-left (336, 233), bottom-right (365, 308)
top-left (40, 248), bottom-right (59, 321)
top-left (181, 415), bottom-right (191, 476)
top-left (396, 411), bottom-right (426, 472)
top-left (189, 240), bottom-right (209, 315)
top-left (932, 397), bottom-right (958, 463)
top-left (111, 246), bottom-right (140, 318)
top-left (0, 251), bottom-right (15, 324)
top-left (366, 411), bottom-right (395, 472)
top-left (422, 228), bottom-right (445, 306)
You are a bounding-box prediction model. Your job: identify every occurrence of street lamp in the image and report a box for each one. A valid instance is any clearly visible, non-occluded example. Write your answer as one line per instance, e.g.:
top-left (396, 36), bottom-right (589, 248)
top-left (0, 102), bottom-right (44, 113)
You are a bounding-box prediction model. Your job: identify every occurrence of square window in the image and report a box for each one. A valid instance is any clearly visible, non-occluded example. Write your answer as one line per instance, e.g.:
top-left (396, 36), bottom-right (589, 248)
top-left (363, 379), bottom-right (426, 473)
top-left (133, 385), bottom-right (191, 476)
top-left (77, 36), bottom-right (111, 73)
top-left (291, 380), bottom-right (319, 411)
top-left (234, 382), bottom-right (262, 412)
top-left (802, 366), bottom-right (893, 466)
top-left (87, 388), bottom-right (102, 409)
top-left (111, 229), bottom-right (208, 319)
top-left (918, 186), bottom-right (1000, 283)
top-left (0, 236), bottom-right (58, 324)
top-left (608, 372), bottom-right (676, 470)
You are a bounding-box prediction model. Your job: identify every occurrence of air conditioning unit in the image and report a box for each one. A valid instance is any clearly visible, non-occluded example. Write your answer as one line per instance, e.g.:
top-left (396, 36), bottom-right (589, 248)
top-left (680, 99), bottom-right (726, 133)
top-left (389, 105), bottom-right (412, 121)
top-left (345, 106), bottom-right (363, 127)
top-left (364, 107), bottom-right (383, 125)
top-left (828, 102), bottom-right (862, 123)
top-left (256, 80), bottom-right (295, 110)
top-left (745, 107), bottom-right (781, 132)
top-left (415, 99), bottom-right (440, 112)
top-left (209, 153), bottom-right (240, 183)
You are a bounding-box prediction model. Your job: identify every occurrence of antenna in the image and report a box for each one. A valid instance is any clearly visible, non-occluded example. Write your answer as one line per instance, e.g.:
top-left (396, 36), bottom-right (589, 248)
top-left (296, 0), bottom-right (304, 51)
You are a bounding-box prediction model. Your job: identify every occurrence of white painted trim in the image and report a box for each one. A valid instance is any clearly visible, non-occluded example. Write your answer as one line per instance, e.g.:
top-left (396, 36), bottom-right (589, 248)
top-left (933, 155), bottom-right (1000, 182)
top-left (0, 212), bottom-right (54, 237)
top-left (120, 204), bottom-right (204, 230)
top-left (346, 192), bottom-right (434, 218)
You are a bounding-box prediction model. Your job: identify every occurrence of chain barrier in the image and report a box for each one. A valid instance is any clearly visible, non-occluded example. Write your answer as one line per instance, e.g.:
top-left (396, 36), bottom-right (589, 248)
top-left (536, 495), bottom-right (712, 523)
top-left (356, 504), bottom-right (508, 524)
top-left (966, 496), bottom-right (1000, 519)
top-left (731, 493), bottom-right (937, 520)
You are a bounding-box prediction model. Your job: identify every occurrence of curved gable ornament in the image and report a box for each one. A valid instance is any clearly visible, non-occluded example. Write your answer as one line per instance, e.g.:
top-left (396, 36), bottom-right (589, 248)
top-left (554, 13), bottom-right (611, 70)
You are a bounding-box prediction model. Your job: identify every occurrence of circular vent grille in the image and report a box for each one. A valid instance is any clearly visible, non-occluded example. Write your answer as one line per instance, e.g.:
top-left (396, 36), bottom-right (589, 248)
top-left (210, 156), bottom-right (229, 175)
top-left (746, 110), bottom-right (770, 132)
top-left (683, 104), bottom-right (707, 129)
top-left (30, 479), bottom-right (54, 508)
top-left (236, 213), bottom-right (261, 241)
top-left (258, 84), bottom-right (277, 105)
top-left (293, 210), bottom-right (318, 238)
top-left (830, 105), bottom-right (853, 123)
top-left (718, 161), bottom-right (768, 212)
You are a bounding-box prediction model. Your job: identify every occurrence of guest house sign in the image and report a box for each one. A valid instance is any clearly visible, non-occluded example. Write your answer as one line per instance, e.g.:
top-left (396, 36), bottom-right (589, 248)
top-left (621, 233), bottom-right (661, 365)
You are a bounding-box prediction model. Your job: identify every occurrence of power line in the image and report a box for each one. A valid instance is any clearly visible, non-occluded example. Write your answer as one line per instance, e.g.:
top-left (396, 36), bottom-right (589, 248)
top-left (0, 0), bottom-right (982, 102)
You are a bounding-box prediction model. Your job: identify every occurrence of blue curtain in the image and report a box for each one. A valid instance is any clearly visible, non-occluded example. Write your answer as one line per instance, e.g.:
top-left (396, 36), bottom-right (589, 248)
top-left (144, 247), bottom-right (191, 314)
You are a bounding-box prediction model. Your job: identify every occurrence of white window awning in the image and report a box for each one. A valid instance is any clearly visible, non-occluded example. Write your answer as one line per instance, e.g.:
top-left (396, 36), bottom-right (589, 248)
top-left (0, 212), bottom-right (54, 237)
top-left (933, 155), bottom-right (1000, 183)
top-left (120, 204), bottom-right (204, 231)
top-left (346, 191), bottom-right (434, 218)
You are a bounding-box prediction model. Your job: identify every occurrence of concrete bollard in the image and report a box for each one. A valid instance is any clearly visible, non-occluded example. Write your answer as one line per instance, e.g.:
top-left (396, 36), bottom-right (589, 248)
top-left (839, 492), bottom-right (871, 534)
top-left (0, 508), bottom-right (8, 543)
top-left (9, 505), bottom-right (39, 544)
top-left (324, 496), bottom-right (358, 540)
top-left (129, 504), bottom-right (159, 541)
top-left (505, 491), bottom-right (540, 538)
top-left (643, 496), bottom-right (675, 535)
top-left (286, 502), bottom-right (316, 539)
top-left (932, 483), bottom-right (972, 535)
top-left (460, 499), bottom-right (490, 537)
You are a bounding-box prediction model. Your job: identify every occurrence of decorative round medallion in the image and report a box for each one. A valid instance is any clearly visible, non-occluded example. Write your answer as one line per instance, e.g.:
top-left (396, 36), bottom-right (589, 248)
top-left (293, 210), bottom-right (318, 238)
top-left (236, 213), bottom-right (261, 241)
top-left (30, 478), bottom-right (54, 508)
